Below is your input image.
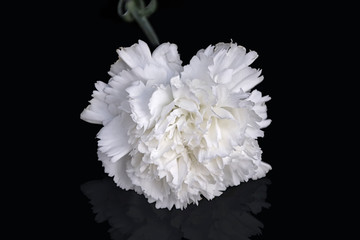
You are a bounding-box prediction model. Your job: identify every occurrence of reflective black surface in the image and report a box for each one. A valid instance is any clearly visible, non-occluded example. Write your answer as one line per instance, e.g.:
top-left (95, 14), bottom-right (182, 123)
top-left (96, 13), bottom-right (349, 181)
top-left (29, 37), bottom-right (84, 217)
top-left (13, 0), bottom-right (349, 238)
top-left (81, 177), bottom-right (271, 240)
top-left (72, 0), bottom-right (314, 239)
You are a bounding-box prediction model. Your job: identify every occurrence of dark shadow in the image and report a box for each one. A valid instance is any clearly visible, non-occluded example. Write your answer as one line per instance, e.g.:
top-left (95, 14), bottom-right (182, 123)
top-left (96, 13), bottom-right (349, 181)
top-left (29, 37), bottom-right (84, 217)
top-left (81, 177), bottom-right (271, 240)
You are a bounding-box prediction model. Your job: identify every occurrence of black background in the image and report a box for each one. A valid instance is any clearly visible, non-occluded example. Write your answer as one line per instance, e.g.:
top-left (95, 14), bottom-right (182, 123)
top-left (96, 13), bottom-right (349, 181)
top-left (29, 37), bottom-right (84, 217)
top-left (74, 1), bottom-right (298, 238)
top-left (11, 0), bottom-right (356, 239)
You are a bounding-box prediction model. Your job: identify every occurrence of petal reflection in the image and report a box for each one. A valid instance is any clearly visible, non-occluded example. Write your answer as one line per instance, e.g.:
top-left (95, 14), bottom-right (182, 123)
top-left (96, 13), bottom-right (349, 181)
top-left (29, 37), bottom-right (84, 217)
top-left (81, 177), bottom-right (270, 240)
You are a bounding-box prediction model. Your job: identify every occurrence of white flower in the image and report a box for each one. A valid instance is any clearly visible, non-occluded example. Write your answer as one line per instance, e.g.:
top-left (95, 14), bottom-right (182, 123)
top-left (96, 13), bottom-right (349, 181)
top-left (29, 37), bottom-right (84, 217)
top-left (81, 40), bottom-right (271, 209)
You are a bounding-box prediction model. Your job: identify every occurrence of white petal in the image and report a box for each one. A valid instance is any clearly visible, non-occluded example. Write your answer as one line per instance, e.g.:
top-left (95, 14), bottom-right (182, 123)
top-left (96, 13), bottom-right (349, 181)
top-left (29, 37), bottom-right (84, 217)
top-left (258, 119), bottom-right (271, 129)
top-left (214, 68), bottom-right (233, 84)
top-left (98, 151), bottom-right (133, 190)
top-left (210, 44), bottom-right (246, 75)
top-left (134, 175), bottom-right (171, 202)
top-left (152, 42), bottom-right (183, 74)
top-left (211, 107), bottom-right (235, 120)
top-left (181, 53), bottom-right (213, 84)
top-left (175, 98), bottom-right (198, 112)
top-left (232, 69), bottom-right (263, 93)
top-left (132, 64), bottom-right (169, 86)
top-left (246, 127), bottom-right (264, 138)
top-left (80, 81), bottom-right (114, 124)
top-left (242, 50), bottom-right (259, 67)
top-left (248, 90), bottom-right (271, 128)
top-left (215, 84), bottom-right (248, 108)
top-left (252, 162), bottom-right (272, 180)
top-left (167, 156), bottom-right (188, 187)
top-left (126, 81), bottom-right (154, 130)
top-left (97, 113), bottom-right (133, 162)
top-left (116, 40), bottom-right (152, 69)
top-left (108, 58), bottom-right (129, 77)
top-left (105, 75), bottom-right (133, 114)
top-left (228, 67), bottom-right (257, 90)
top-left (148, 85), bottom-right (173, 122)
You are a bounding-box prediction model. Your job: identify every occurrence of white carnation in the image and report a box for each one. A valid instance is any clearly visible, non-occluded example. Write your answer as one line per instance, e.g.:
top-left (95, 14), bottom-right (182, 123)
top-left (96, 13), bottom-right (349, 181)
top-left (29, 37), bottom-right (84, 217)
top-left (81, 40), bottom-right (271, 209)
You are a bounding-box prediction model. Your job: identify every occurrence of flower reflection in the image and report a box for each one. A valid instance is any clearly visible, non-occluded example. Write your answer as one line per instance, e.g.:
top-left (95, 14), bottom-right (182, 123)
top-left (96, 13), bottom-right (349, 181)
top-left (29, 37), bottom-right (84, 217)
top-left (81, 177), bottom-right (270, 240)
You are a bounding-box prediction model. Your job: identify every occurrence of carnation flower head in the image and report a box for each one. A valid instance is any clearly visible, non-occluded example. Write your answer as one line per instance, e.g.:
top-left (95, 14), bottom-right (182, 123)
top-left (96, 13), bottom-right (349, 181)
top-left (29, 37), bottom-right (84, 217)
top-left (81, 40), bottom-right (271, 209)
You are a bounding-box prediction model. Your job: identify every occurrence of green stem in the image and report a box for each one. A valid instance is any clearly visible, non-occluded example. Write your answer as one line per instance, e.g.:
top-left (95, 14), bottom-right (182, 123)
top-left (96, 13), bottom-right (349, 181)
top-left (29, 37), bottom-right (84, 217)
top-left (126, 1), bottom-right (159, 46)
top-left (118, 0), bottom-right (159, 47)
